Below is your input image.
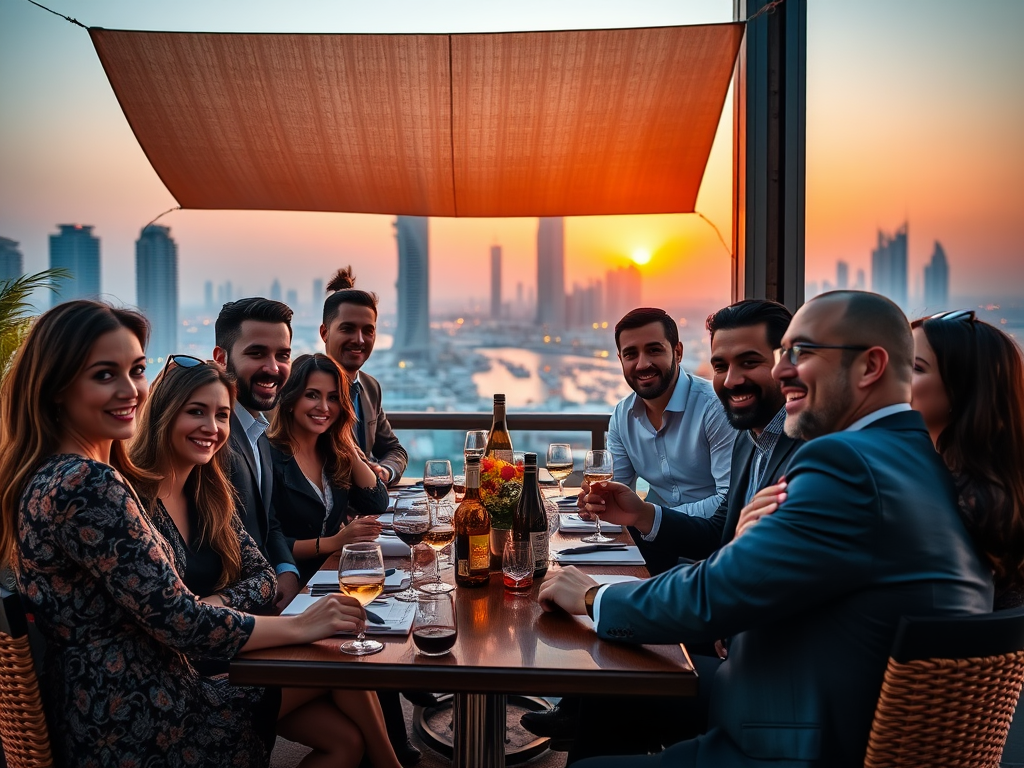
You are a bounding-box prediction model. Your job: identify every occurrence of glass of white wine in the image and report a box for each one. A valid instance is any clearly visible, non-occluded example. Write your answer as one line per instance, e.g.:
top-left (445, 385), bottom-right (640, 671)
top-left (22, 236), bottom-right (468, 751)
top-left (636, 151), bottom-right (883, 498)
top-left (546, 443), bottom-right (574, 499)
top-left (337, 542), bottom-right (386, 656)
top-left (420, 496), bottom-right (456, 594)
top-left (582, 449), bottom-right (615, 544)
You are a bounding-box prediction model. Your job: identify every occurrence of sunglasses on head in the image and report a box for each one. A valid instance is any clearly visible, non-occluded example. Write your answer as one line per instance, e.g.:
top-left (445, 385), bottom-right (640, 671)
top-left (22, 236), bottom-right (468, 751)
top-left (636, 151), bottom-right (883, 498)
top-left (929, 309), bottom-right (976, 323)
top-left (164, 354), bottom-right (208, 371)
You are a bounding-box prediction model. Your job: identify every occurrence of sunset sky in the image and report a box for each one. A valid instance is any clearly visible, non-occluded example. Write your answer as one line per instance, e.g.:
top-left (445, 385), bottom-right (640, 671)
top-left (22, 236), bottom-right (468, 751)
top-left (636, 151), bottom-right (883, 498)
top-left (1, 0), bottom-right (1021, 316)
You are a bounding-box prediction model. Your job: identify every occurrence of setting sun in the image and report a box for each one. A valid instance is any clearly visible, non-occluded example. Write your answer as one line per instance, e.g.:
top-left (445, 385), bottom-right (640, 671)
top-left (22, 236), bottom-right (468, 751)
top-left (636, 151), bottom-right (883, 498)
top-left (631, 248), bottom-right (652, 266)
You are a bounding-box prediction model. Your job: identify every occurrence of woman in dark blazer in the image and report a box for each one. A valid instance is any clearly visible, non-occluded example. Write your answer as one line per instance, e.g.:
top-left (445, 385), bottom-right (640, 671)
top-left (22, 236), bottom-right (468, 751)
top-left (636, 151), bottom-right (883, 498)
top-left (268, 353), bottom-right (388, 584)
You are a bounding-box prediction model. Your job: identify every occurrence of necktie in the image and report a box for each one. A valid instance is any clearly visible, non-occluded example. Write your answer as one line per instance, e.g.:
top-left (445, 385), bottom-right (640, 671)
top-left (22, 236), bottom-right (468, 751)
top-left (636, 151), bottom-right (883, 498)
top-left (350, 380), bottom-right (366, 452)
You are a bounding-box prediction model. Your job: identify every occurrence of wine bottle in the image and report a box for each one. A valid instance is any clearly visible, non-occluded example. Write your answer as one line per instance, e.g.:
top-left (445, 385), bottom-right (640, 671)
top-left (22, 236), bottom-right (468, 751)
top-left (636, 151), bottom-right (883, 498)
top-left (512, 453), bottom-right (549, 577)
top-left (454, 455), bottom-right (491, 587)
top-left (485, 393), bottom-right (514, 463)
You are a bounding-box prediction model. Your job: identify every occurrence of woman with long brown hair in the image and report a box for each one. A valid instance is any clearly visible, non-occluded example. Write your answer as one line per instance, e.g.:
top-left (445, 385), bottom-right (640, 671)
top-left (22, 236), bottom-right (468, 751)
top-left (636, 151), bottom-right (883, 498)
top-left (268, 353), bottom-right (388, 583)
top-left (911, 310), bottom-right (1024, 608)
top-left (0, 300), bottom-right (365, 767)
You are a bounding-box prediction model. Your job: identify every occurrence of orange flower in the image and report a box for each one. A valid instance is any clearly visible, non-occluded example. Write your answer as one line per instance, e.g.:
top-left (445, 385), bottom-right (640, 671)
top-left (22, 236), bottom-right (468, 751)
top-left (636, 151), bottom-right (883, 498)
top-left (500, 464), bottom-right (517, 481)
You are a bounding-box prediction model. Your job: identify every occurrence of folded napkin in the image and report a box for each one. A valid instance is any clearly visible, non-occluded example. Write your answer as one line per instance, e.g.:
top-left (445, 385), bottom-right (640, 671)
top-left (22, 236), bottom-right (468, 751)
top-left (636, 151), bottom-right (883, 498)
top-left (557, 513), bottom-right (623, 533)
top-left (374, 533), bottom-right (412, 557)
top-left (282, 593), bottom-right (415, 635)
top-left (308, 568), bottom-right (409, 593)
top-left (552, 545), bottom-right (646, 566)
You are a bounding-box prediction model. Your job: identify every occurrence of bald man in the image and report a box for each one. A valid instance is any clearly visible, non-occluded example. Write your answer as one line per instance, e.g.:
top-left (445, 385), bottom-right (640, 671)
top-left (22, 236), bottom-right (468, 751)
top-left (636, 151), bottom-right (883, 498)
top-left (540, 291), bottom-right (993, 768)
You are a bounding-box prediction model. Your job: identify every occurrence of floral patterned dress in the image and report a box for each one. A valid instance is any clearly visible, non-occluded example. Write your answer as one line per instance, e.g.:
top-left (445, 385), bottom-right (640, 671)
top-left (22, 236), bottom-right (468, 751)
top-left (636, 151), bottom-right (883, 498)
top-left (16, 455), bottom-right (279, 768)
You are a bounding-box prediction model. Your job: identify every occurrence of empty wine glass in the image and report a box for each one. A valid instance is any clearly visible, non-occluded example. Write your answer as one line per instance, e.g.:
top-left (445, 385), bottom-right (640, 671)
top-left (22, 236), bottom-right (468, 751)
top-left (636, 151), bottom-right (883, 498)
top-left (464, 430), bottom-right (488, 462)
top-left (582, 450), bottom-right (615, 544)
top-left (391, 504), bottom-right (431, 603)
top-left (421, 496), bottom-right (455, 594)
top-left (337, 543), bottom-right (385, 656)
top-left (546, 443), bottom-right (573, 499)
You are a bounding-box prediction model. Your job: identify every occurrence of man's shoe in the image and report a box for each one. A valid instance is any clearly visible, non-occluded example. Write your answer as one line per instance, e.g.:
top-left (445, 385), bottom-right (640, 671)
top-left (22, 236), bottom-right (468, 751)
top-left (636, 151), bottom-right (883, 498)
top-left (520, 705), bottom-right (577, 739)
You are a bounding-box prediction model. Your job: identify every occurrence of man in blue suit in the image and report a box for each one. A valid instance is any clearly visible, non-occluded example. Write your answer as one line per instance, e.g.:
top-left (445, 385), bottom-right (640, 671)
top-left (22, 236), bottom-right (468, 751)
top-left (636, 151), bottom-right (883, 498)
top-left (540, 291), bottom-right (993, 768)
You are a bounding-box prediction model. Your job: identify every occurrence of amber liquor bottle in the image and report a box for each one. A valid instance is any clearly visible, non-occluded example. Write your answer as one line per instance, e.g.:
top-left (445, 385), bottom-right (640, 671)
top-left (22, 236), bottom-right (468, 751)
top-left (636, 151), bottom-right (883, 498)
top-left (454, 455), bottom-right (491, 587)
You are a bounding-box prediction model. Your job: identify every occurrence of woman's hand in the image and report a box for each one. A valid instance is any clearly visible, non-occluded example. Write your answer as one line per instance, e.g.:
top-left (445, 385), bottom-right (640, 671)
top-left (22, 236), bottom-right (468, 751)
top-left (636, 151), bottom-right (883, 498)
top-left (735, 480), bottom-right (787, 539)
top-left (337, 517), bottom-right (383, 546)
top-left (291, 594), bottom-right (365, 643)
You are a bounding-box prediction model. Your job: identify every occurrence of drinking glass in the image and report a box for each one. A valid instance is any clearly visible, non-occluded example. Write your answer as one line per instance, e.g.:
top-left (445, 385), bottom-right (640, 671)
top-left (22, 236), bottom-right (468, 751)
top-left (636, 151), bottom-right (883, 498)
top-left (582, 449), bottom-right (615, 544)
top-left (452, 473), bottom-right (467, 503)
top-left (502, 538), bottom-right (534, 593)
top-left (412, 592), bottom-right (458, 656)
top-left (337, 543), bottom-right (385, 656)
top-left (391, 504), bottom-right (431, 602)
top-left (546, 443), bottom-right (574, 499)
top-left (464, 430), bottom-right (488, 461)
top-left (423, 459), bottom-right (453, 521)
top-left (420, 495), bottom-right (455, 594)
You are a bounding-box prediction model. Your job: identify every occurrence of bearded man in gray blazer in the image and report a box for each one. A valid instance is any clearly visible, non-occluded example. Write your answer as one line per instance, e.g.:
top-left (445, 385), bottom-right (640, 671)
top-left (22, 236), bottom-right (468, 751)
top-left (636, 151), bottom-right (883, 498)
top-left (540, 291), bottom-right (993, 768)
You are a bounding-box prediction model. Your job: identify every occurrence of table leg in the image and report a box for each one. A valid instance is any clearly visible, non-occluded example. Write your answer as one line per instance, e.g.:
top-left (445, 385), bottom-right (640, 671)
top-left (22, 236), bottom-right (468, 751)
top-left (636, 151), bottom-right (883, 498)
top-left (452, 692), bottom-right (506, 768)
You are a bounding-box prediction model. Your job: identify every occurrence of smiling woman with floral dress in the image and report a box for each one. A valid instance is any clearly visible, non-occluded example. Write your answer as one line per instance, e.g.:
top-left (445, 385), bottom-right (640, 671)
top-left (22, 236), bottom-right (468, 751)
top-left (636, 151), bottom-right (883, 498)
top-left (0, 300), bottom-right (366, 767)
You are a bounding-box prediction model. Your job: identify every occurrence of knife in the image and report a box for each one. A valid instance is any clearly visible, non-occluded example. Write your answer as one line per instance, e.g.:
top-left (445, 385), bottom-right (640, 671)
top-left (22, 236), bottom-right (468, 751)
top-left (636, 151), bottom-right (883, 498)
top-left (557, 545), bottom-right (629, 556)
top-left (364, 608), bottom-right (388, 625)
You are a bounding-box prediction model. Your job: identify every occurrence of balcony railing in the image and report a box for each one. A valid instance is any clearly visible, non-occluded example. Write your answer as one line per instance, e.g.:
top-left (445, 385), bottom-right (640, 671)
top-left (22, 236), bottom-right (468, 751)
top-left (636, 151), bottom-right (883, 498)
top-left (388, 412), bottom-right (611, 450)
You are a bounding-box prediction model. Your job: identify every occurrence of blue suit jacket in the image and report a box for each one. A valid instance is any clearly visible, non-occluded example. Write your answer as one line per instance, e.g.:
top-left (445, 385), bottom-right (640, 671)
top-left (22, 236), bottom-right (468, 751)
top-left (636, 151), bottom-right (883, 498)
top-left (596, 410), bottom-right (993, 767)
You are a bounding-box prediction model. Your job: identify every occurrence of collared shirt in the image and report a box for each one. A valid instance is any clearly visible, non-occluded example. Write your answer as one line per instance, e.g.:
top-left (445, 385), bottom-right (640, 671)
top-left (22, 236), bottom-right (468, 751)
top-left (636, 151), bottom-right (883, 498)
top-left (234, 403), bottom-right (270, 489)
top-left (845, 403), bottom-right (912, 432)
top-left (608, 372), bottom-right (736, 521)
top-left (744, 406), bottom-right (788, 504)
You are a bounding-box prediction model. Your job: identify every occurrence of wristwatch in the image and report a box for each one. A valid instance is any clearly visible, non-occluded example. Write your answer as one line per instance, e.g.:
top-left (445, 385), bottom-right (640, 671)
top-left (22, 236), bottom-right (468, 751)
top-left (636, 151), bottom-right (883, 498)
top-left (584, 585), bottom-right (601, 620)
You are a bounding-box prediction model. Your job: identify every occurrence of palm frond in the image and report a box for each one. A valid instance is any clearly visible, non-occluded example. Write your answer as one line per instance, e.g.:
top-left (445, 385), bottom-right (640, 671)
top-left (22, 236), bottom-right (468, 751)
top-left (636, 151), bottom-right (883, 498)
top-left (0, 268), bottom-right (69, 378)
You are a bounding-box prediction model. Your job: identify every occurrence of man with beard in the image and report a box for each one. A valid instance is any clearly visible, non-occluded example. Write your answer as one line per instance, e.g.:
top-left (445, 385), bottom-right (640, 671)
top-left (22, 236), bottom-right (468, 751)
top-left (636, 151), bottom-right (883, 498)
top-left (539, 291), bottom-right (992, 768)
top-left (213, 297), bottom-right (300, 611)
top-left (320, 267), bottom-right (407, 485)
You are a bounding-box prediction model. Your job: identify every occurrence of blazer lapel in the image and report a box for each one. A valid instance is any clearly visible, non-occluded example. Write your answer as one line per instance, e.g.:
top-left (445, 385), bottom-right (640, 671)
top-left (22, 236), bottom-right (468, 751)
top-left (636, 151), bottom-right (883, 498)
top-left (258, 433), bottom-right (273, 504)
top-left (357, 381), bottom-right (373, 455)
top-left (230, 413), bottom-right (259, 483)
top-left (722, 438), bottom-right (756, 543)
top-left (279, 454), bottom-right (326, 506)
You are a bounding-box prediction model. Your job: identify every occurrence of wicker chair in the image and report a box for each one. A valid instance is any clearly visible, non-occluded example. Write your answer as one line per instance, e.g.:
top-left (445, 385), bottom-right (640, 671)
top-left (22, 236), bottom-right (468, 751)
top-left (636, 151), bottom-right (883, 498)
top-left (0, 594), bottom-right (52, 768)
top-left (864, 608), bottom-right (1024, 768)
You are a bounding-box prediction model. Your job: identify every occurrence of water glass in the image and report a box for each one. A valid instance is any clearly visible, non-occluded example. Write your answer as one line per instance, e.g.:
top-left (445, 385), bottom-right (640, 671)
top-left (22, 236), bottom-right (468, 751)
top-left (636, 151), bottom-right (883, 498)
top-left (412, 592), bottom-right (458, 656)
top-left (464, 430), bottom-right (488, 461)
top-left (502, 538), bottom-right (534, 593)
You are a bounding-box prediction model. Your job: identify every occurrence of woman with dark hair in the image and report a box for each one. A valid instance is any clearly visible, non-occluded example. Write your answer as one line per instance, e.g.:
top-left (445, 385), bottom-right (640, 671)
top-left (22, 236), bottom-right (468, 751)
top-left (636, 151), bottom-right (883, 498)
top-left (0, 300), bottom-right (365, 767)
top-left (911, 310), bottom-right (1024, 608)
top-left (268, 353), bottom-right (388, 582)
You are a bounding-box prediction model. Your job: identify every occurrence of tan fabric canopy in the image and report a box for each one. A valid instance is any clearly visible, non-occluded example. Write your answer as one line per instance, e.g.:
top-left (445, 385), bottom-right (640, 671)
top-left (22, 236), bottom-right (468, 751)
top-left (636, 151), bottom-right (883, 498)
top-left (90, 24), bottom-right (743, 218)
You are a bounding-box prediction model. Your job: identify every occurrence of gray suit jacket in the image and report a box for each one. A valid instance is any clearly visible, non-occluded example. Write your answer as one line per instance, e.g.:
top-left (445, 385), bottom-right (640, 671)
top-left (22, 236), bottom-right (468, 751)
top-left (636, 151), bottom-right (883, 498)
top-left (355, 371), bottom-right (408, 484)
top-left (597, 411), bottom-right (993, 767)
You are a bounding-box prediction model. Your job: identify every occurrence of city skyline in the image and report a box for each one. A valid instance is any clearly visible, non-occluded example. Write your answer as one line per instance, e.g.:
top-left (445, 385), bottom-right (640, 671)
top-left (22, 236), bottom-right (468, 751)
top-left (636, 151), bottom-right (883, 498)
top-left (135, 224), bottom-right (178, 364)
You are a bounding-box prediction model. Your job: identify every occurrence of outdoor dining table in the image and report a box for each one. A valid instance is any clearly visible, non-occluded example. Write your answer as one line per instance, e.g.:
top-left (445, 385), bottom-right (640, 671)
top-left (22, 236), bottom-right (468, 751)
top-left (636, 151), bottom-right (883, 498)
top-left (230, 502), bottom-right (698, 768)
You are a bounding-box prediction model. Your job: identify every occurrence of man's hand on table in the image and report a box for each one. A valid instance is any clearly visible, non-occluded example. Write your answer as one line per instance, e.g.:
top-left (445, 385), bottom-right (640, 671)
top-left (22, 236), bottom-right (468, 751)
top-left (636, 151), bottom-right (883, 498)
top-left (578, 479), bottom-right (657, 535)
top-left (538, 566), bottom-right (599, 616)
top-left (273, 571), bottom-right (301, 614)
top-left (368, 462), bottom-right (392, 485)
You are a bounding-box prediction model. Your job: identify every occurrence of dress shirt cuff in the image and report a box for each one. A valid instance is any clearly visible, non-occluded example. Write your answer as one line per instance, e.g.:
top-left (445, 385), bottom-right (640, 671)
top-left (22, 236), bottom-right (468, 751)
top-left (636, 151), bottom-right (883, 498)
top-left (640, 505), bottom-right (663, 542)
top-left (385, 465), bottom-right (396, 484)
top-left (275, 563), bottom-right (300, 578)
top-left (591, 584), bottom-right (612, 627)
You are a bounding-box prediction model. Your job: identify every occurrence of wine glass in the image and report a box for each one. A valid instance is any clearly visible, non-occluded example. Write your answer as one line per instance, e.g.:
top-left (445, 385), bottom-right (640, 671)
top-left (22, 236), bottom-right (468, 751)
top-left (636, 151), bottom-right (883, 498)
top-left (464, 430), bottom-right (488, 462)
top-left (582, 449), bottom-right (616, 544)
top-left (337, 543), bottom-right (386, 656)
top-left (420, 494), bottom-right (455, 594)
top-left (502, 538), bottom-right (534, 594)
top-left (391, 504), bottom-right (431, 602)
top-left (546, 443), bottom-right (574, 499)
top-left (423, 460), bottom-right (453, 520)
top-left (412, 592), bottom-right (458, 656)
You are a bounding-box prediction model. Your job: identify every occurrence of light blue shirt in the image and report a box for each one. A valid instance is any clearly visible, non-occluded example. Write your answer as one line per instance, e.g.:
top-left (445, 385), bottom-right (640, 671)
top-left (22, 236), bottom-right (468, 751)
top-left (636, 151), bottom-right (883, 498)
top-left (607, 372), bottom-right (736, 520)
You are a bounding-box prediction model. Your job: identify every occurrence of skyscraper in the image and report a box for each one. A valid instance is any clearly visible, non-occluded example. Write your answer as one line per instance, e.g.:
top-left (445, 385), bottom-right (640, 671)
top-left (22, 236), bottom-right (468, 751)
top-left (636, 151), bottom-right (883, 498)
top-left (203, 280), bottom-right (214, 311)
top-left (490, 245), bottom-right (502, 319)
top-left (924, 241), bottom-right (950, 310)
top-left (135, 224), bottom-right (178, 365)
top-left (836, 260), bottom-right (849, 290)
top-left (270, 278), bottom-right (282, 302)
top-left (49, 224), bottom-right (100, 305)
top-left (0, 237), bottom-right (23, 283)
top-left (605, 264), bottom-right (642, 323)
top-left (855, 269), bottom-right (866, 290)
top-left (286, 288), bottom-right (298, 309)
top-left (313, 277), bottom-right (324, 306)
top-left (393, 216), bottom-right (430, 359)
top-left (536, 217), bottom-right (565, 328)
top-left (871, 224), bottom-right (908, 307)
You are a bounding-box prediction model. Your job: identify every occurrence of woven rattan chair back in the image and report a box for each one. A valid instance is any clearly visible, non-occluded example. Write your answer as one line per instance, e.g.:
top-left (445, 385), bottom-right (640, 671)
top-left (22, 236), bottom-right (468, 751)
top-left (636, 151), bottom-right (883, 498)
top-left (863, 609), bottom-right (1024, 768)
top-left (0, 594), bottom-right (53, 768)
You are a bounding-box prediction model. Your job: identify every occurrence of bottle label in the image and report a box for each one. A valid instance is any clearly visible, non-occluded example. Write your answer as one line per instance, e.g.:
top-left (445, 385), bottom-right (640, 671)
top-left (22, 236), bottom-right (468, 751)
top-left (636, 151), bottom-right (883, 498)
top-left (530, 531), bottom-right (548, 570)
top-left (469, 534), bottom-right (489, 571)
top-left (457, 559), bottom-right (470, 577)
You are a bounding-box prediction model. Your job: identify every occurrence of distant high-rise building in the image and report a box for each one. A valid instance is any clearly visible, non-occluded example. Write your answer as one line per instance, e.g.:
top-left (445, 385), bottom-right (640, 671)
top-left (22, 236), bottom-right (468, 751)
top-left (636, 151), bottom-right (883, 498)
top-left (270, 278), bottom-right (282, 302)
top-left (924, 241), bottom-right (950, 310)
top-left (536, 218), bottom-right (565, 328)
top-left (836, 260), bottom-right (849, 290)
top-left (286, 288), bottom-right (298, 309)
top-left (203, 280), bottom-right (214, 311)
top-left (871, 224), bottom-right (908, 307)
top-left (0, 237), bottom-right (24, 283)
top-left (490, 245), bottom-right (502, 319)
top-left (135, 224), bottom-right (178, 364)
top-left (313, 277), bottom-right (324, 306)
top-left (567, 280), bottom-right (603, 329)
top-left (393, 216), bottom-right (430, 359)
top-left (604, 264), bottom-right (642, 323)
top-left (49, 224), bottom-right (100, 305)
top-left (855, 269), bottom-right (866, 290)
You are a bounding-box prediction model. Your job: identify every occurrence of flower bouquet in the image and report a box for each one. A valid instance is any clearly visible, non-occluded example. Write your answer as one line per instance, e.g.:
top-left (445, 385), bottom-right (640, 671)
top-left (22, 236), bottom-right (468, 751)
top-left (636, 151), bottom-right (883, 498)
top-left (479, 456), bottom-right (523, 530)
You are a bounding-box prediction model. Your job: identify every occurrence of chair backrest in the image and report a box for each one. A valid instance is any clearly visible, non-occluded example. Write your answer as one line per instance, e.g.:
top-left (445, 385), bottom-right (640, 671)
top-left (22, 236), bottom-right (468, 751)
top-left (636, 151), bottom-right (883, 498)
top-left (0, 594), bottom-right (53, 768)
top-left (864, 608), bottom-right (1024, 768)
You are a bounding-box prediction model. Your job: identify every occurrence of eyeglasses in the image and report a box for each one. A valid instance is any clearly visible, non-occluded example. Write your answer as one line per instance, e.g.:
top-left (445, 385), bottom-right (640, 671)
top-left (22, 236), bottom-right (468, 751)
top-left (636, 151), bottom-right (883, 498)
top-left (929, 309), bottom-right (976, 323)
top-left (774, 343), bottom-right (870, 366)
top-left (164, 354), bottom-right (207, 371)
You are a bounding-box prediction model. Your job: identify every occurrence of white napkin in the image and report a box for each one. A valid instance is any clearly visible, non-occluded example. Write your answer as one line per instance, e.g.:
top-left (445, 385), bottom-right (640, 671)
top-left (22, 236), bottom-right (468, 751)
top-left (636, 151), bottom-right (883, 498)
top-left (557, 513), bottom-right (623, 533)
top-left (282, 593), bottom-right (415, 635)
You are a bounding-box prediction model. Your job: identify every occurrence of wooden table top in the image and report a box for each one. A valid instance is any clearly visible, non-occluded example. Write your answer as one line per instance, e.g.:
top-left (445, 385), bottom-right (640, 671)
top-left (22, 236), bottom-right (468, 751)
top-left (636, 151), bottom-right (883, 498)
top-left (230, 513), bottom-right (697, 698)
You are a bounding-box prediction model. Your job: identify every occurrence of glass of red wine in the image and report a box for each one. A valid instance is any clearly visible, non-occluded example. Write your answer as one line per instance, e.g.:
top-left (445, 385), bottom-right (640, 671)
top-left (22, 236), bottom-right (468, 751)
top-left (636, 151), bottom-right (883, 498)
top-left (423, 460), bottom-right (453, 521)
top-left (391, 503), bottom-right (431, 602)
top-left (412, 592), bottom-right (457, 656)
